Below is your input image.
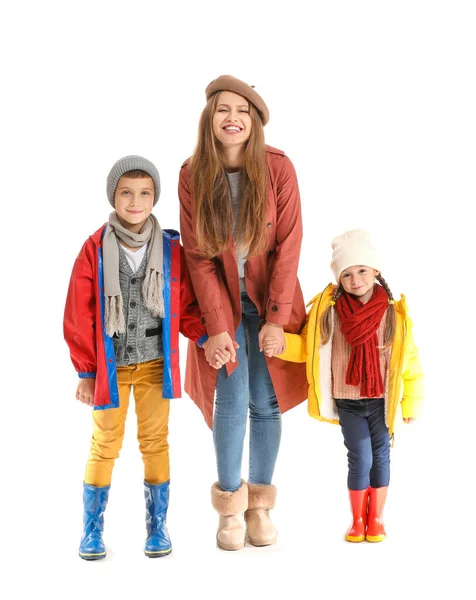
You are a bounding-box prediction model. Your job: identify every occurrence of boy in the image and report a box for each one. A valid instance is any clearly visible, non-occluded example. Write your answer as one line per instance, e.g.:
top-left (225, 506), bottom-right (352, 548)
top-left (64, 155), bottom-right (207, 560)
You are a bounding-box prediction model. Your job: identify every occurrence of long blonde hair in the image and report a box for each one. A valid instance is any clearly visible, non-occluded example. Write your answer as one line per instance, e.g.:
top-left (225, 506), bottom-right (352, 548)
top-left (189, 93), bottom-right (268, 259)
top-left (320, 275), bottom-right (396, 349)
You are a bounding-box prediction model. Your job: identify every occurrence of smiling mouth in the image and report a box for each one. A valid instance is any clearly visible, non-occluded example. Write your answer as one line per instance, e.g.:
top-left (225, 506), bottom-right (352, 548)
top-left (127, 210), bottom-right (143, 214)
top-left (223, 125), bottom-right (243, 133)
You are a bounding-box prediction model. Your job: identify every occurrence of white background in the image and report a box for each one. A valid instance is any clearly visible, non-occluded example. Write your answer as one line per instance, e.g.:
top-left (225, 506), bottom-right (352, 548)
top-left (1, 1), bottom-right (475, 598)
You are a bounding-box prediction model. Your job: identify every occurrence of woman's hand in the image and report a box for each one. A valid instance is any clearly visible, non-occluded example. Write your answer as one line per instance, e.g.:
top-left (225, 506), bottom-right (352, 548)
top-left (403, 418), bottom-right (416, 424)
top-left (76, 378), bottom-right (95, 406)
top-left (259, 323), bottom-right (285, 357)
top-left (203, 331), bottom-right (239, 368)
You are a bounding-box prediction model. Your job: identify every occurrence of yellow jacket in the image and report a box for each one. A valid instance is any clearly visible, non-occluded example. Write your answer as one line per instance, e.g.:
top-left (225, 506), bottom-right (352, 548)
top-left (279, 284), bottom-right (424, 437)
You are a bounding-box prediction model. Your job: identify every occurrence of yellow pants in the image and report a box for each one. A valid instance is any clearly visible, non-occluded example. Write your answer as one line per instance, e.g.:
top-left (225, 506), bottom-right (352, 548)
top-left (84, 359), bottom-right (170, 487)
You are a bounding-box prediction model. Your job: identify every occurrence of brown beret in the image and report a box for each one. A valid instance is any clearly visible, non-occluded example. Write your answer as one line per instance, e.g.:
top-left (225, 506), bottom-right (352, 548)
top-left (205, 74), bottom-right (269, 126)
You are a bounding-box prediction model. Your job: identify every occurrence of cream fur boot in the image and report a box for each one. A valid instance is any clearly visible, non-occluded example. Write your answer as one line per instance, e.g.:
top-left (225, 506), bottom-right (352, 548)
top-left (245, 483), bottom-right (277, 546)
top-left (211, 480), bottom-right (248, 551)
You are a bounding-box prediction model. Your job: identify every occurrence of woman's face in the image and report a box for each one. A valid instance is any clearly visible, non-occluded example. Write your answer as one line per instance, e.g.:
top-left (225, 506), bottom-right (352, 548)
top-left (212, 91), bottom-right (252, 148)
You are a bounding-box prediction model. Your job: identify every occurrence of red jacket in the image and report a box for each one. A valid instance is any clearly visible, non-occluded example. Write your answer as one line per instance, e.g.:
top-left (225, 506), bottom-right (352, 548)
top-left (64, 225), bottom-right (206, 409)
top-left (179, 146), bottom-right (308, 427)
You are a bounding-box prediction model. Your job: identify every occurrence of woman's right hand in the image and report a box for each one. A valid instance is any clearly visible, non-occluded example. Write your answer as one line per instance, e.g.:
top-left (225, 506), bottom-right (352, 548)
top-left (204, 331), bottom-right (239, 366)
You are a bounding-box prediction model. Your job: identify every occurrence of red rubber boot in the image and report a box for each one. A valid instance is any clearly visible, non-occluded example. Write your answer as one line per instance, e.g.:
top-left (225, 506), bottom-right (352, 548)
top-left (345, 488), bottom-right (369, 543)
top-left (366, 486), bottom-right (388, 542)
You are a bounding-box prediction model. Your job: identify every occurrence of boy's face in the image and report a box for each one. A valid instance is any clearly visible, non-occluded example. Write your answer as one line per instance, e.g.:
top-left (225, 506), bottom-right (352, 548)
top-left (114, 175), bottom-right (154, 232)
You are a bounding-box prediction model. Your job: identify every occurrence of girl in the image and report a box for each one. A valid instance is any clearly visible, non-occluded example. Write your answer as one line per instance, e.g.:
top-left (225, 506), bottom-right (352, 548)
top-left (179, 75), bottom-right (308, 550)
top-left (264, 229), bottom-right (424, 542)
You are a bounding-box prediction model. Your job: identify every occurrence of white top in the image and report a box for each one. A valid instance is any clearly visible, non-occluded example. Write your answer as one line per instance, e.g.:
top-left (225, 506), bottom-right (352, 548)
top-left (121, 243), bottom-right (148, 273)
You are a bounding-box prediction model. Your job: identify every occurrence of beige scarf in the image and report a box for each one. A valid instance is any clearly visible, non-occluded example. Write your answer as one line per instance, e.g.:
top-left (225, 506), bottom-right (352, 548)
top-left (102, 212), bottom-right (164, 337)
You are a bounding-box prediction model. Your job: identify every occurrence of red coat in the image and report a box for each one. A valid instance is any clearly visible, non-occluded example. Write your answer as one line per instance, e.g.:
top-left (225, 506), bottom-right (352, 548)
top-left (179, 146), bottom-right (308, 428)
top-left (64, 225), bottom-right (206, 409)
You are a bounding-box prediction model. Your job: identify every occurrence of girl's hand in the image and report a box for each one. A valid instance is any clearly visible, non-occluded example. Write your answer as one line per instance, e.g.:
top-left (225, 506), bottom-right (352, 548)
top-left (262, 336), bottom-right (279, 357)
top-left (209, 347), bottom-right (232, 370)
top-left (259, 323), bottom-right (285, 357)
top-left (203, 332), bottom-right (239, 367)
top-left (76, 378), bottom-right (95, 406)
top-left (403, 418), bottom-right (416, 424)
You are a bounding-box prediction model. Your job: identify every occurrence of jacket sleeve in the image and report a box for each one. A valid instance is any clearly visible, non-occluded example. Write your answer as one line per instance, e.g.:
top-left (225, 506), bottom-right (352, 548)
top-left (63, 243), bottom-right (97, 377)
top-left (400, 315), bottom-right (424, 418)
top-left (179, 244), bottom-right (208, 346)
top-left (178, 166), bottom-right (228, 337)
top-left (265, 156), bottom-right (303, 325)
top-left (277, 318), bottom-right (309, 363)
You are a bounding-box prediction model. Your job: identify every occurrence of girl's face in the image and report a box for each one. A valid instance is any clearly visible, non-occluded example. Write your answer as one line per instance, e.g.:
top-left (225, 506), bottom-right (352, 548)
top-left (340, 265), bottom-right (380, 303)
top-left (212, 91), bottom-right (252, 149)
top-left (114, 175), bottom-right (154, 232)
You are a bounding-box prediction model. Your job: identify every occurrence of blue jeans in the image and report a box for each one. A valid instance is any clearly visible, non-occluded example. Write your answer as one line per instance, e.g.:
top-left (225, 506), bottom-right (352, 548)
top-left (213, 293), bottom-right (282, 492)
top-left (335, 398), bottom-right (391, 491)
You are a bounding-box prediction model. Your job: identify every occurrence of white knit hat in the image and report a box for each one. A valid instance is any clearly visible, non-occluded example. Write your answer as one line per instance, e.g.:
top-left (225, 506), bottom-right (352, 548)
top-left (330, 229), bottom-right (382, 281)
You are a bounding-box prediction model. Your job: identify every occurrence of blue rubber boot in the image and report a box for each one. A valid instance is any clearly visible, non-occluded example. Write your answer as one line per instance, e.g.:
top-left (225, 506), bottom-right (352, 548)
top-left (78, 483), bottom-right (110, 560)
top-left (144, 480), bottom-right (172, 557)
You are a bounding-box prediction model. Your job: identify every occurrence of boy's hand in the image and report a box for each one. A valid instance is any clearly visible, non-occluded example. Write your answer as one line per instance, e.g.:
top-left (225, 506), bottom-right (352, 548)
top-left (260, 323), bottom-right (285, 358)
top-left (403, 418), bottom-right (416, 424)
top-left (203, 333), bottom-right (239, 367)
top-left (210, 348), bottom-right (232, 370)
top-left (76, 378), bottom-right (95, 406)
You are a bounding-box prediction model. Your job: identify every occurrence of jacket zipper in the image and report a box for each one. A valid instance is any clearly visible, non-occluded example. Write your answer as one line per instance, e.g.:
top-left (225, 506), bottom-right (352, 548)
top-left (311, 284), bottom-right (333, 410)
top-left (390, 310), bottom-right (407, 441)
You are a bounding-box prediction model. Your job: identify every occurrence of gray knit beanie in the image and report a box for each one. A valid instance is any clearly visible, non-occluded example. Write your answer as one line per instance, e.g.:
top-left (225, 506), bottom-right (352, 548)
top-left (106, 155), bottom-right (161, 207)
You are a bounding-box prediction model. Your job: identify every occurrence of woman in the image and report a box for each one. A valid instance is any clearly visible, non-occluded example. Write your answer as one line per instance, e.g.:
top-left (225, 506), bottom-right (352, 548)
top-left (179, 75), bottom-right (308, 550)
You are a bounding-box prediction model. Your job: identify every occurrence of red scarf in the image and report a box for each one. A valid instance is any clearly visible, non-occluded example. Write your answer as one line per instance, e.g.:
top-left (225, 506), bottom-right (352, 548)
top-left (335, 284), bottom-right (388, 398)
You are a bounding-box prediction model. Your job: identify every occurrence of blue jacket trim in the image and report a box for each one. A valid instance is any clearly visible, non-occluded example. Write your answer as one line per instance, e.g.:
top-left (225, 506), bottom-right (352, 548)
top-left (96, 240), bottom-right (120, 411)
top-left (78, 372), bottom-right (96, 379)
top-left (161, 230), bottom-right (177, 399)
top-left (197, 334), bottom-right (208, 348)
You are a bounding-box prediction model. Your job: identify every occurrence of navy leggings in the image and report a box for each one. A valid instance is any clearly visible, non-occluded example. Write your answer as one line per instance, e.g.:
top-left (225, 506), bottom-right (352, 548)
top-left (335, 398), bottom-right (391, 490)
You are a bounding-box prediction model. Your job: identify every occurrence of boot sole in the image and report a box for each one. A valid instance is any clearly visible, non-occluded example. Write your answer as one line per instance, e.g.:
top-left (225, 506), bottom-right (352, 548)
top-left (345, 534), bottom-right (365, 543)
top-left (79, 551), bottom-right (106, 560)
top-left (144, 548), bottom-right (172, 558)
top-left (216, 537), bottom-right (245, 551)
top-left (366, 535), bottom-right (386, 542)
top-left (248, 535), bottom-right (277, 547)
